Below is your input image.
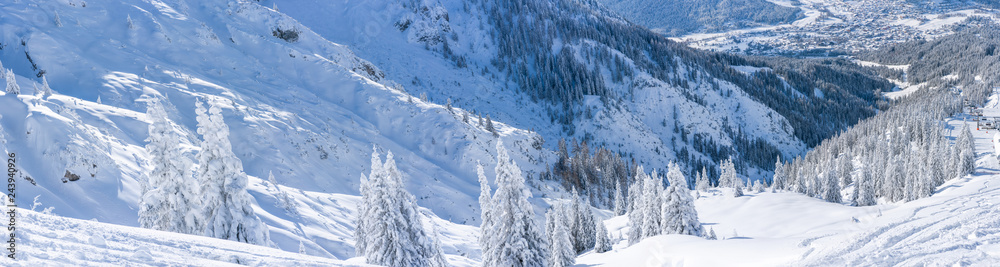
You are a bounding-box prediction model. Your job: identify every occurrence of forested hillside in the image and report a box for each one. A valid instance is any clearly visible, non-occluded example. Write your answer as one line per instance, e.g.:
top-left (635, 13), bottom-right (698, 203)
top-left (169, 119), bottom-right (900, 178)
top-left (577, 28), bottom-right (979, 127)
top-left (276, 0), bottom-right (894, 207)
top-left (598, 0), bottom-right (803, 36)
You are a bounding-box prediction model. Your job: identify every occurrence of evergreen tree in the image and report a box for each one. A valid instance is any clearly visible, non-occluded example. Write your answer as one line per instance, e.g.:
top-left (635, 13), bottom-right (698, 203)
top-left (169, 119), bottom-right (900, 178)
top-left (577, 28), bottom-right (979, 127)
top-left (640, 170), bottom-right (662, 238)
top-left (40, 76), bottom-right (53, 98)
top-left (299, 241), bottom-right (306, 255)
top-left (772, 157), bottom-right (786, 191)
top-left (483, 140), bottom-right (547, 267)
top-left (957, 124), bottom-right (976, 177)
top-left (548, 207), bottom-right (575, 267)
top-left (752, 180), bottom-right (764, 193)
top-left (707, 227), bottom-right (717, 240)
top-left (613, 182), bottom-right (625, 216)
top-left (594, 220), bottom-right (611, 253)
top-left (478, 162), bottom-right (494, 259)
top-left (661, 163), bottom-right (703, 237)
top-left (356, 148), bottom-right (447, 267)
top-left (570, 189), bottom-right (596, 253)
top-left (139, 99), bottom-right (198, 234)
top-left (485, 115), bottom-right (498, 137)
top-left (626, 168), bottom-right (646, 245)
top-left (54, 11), bottom-right (62, 27)
top-left (195, 100), bottom-right (269, 245)
top-left (719, 158), bottom-right (737, 187)
top-left (695, 167), bottom-right (710, 191)
top-left (269, 171), bottom-right (297, 215)
top-left (837, 154), bottom-right (853, 188)
top-left (824, 167), bottom-right (842, 203)
top-left (5, 69), bottom-right (19, 95)
top-left (853, 163), bottom-right (877, 206)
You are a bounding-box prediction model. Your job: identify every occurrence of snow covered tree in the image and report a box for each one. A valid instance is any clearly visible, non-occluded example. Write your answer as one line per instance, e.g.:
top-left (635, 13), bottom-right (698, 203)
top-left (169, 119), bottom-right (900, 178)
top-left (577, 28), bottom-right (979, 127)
top-left (54, 11), bottom-right (62, 27)
top-left (612, 182), bottom-right (625, 216)
top-left (594, 220), bottom-right (611, 253)
top-left (823, 167), bottom-right (842, 203)
top-left (195, 100), bottom-right (269, 245)
top-left (752, 180), bottom-right (764, 193)
top-left (482, 140), bottom-right (547, 267)
top-left (40, 76), bottom-right (53, 98)
top-left (570, 189), bottom-right (596, 253)
top-left (660, 163), bottom-right (703, 237)
top-left (883, 156), bottom-right (906, 202)
top-left (772, 157), bottom-right (786, 191)
top-left (695, 167), bottom-right (710, 191)
top-left (268, 171), bottom-right (297, 215)
top-left (5, 69), bottom-right (19, 95)
top-left (837, 154), bottom-right (853, 188)
top-left (477, 162), bottom-right (494, 260)
top-left (853, 163), bottom-right (877, 206)
top-left (299, 241), bottom-right (306, 255)
top-left (626, 168), bottom-right (646, 245)
top-left (640, 170), bottom-right (662, 239)
top-left (956, 124), bottom-right (975, 178)
top-left (356, 148), bottom-right (447, 267)
top-left (139, 99), bottom-right (198, 234)
top-left (707, 227), bottom-right (717, 240)
top-left (548, 206), bottom-right (575, 267)
top-left (485, 115), bottom-right (498, 137)
top-left (545, 205), bottom-right (558, 254)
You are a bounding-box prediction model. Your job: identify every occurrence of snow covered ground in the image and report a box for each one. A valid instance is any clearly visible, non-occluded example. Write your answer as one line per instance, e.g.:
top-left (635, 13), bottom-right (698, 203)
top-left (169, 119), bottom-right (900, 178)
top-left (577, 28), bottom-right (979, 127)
top-left (10, 209), bottom-right (367, 266)
top-left (578, 93), bottom-right (1000, 266)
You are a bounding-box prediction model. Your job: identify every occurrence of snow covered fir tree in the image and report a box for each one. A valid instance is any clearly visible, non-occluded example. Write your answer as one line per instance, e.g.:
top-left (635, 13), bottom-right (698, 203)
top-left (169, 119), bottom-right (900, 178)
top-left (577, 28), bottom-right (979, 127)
top-left (2, 0), bottom-right (1000, 265)
top-left (355, 148), bottom-right (447, 267)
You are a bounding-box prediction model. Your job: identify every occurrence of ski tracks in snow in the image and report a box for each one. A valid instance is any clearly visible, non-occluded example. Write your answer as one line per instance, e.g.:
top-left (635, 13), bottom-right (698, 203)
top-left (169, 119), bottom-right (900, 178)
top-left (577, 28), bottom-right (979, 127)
top-left (798, 115), bottom-right (1000, 266)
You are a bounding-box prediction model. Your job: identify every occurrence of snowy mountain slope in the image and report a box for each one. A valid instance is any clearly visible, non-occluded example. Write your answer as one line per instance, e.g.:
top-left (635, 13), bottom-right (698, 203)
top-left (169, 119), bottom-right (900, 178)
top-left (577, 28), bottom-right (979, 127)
top-left (0, 0), bottom-right (547, 261)
top-left (275, 0), bottom-right (891, 187)
top-left (577, 93), bottom-right (1000, 266)
top-left (13, 208), bottom-right (368, 266)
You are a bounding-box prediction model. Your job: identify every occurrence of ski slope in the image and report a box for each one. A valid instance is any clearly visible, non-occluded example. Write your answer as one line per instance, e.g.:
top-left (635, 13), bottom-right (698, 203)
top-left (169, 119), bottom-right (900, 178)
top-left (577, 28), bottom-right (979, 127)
top-left (578, 93), bottom-right (1000, 266)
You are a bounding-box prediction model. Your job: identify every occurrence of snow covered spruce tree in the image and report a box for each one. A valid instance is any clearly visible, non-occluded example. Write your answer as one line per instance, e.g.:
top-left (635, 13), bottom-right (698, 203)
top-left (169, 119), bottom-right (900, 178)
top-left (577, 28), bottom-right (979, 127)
top-left (661, 163), bottom-right (703, 237)
top-left (695, 167), bottom-right (710, 192)
top-left (570, 189), bottom-right (596, 253)
top-left (547, 204), bottom-right (575, 267)
top-left (268, 171), bottom-right (298, 216)
top-left (478, 162), bottom-right (494, 262)
top-left (626, 167), bottom-right (646, 245)
top-left (194, 100), bottom-right (269, 245)
top-left (594, 220), bottom-right (611, 253)
top-left (719, 158), bottom-right (743, 197)
top-left (355, 148), bottom-right (447, 267)
top-left (612, 182), bottom-right (625, 216)
top-left (957, 123), bottom-right (975, 178)
top-left (138, 99), bottom-right (198, 234)
top-left (5, 69), bottom-right (19, 95)
top-left (639, 170), bottom-right (663, 239)
top-left (772, 157), bottom-right (786, 191)
top-left (481, 140), bottom-right (547, 267)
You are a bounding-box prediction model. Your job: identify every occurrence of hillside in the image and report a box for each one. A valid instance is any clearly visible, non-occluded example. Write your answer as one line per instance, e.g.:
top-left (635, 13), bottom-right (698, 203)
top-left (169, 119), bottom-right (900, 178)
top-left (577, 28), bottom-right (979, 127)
top-left (0, 0), bottom-right (980, 265)
top-left (0, 0), bottom-right (535, 262)
top-left (277, 0), bottom-right (892, 195)
top-left (598, 0), bottom-right (804, 36)
top-left (577, 91), bottom-right (1000, 266)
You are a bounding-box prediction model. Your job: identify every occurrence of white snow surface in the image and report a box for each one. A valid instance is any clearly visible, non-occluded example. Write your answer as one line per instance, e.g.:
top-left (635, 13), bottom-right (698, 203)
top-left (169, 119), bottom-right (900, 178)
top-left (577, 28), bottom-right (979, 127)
top-left (0, 0), bottom-right (997, 265)
top-left (578, 93), bottom-right (1000, 266)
